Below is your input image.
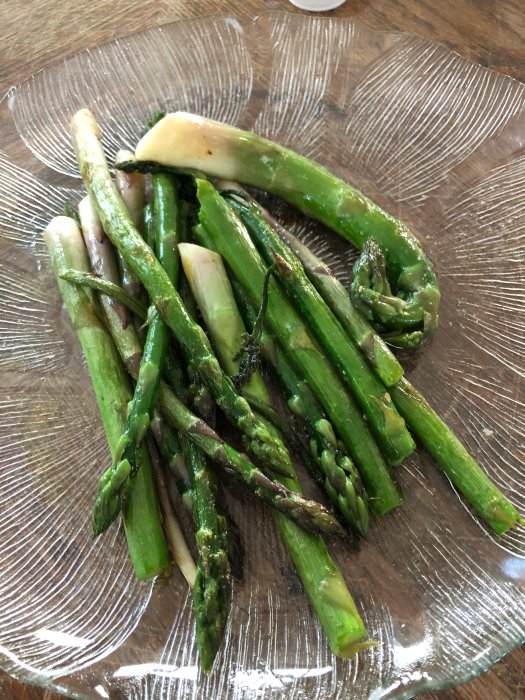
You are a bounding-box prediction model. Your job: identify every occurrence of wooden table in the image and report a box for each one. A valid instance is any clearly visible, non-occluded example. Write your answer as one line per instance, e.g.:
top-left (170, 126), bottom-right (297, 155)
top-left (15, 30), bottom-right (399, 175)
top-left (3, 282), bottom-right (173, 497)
top-left (0, 0), bottom-right (523, 698)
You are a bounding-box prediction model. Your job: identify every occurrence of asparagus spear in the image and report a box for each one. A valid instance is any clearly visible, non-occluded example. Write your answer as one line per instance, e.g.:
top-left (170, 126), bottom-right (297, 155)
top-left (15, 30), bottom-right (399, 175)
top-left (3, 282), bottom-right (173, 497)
top-left (60, 269), bottom-right (148, 320)
top-left (222, 188), bottom-right (414, 466)
top-left (178, 240), bottom-right (369, 655)
top-left (151, 172), bottom-right (231, 672)
top-left (223, 185), bottom-right (404, 387)
top-left (194, 180), bottom-right (402, 515)
top-left (179, 242), bottom-right (368, 535)
top-left (72, 214), bottom-right (343, 536)
top-left (220, 196), bottom-right (524, 534)
top-left (390, 379), bottom-right (524, 535)
top-left (147, 436), bottom-right (197, 587)
top-left (92, 309), bottom-right (168, 535)
top-left (77, 197), bottom-right (197, 579)
top-left (231, 275), bottom-right (369, 536)
top-left (185, 438), bottom-right (231, 672)
top-left (134, 111), bottom-right (440, 347)
top-left (43, 215), bottom-right (169, 580)
top-left (71, 108), bottom-right (291, 479)
top-left (91, 174), bottom-right (181, 535)
top-left (177, 208), bottom-right (246, 581)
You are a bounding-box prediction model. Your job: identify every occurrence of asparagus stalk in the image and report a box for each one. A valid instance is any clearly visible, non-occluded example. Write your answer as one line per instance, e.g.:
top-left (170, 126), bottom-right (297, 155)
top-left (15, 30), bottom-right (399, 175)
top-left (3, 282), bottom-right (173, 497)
top-left (222, 188), bottom-right (414, 465)
top-left (231, 276), bottom-right (369, 536)
top-left (78, 196), bottom-right (196, 580)
top-left (77, 195), bottom-right (144, 375)
top-left (60, 269), bottom-right (148, 320)
top-left (92, 174), bottom-right (179, 535)
top-left (185, 438), bottom-right (231, 672)
top-left (390, 379), bottom-right (524, 535)
top-left (43, 216), bottom-right (169, 580)
top-left (72, 216), bottom-right (341, 537)
top-left (178, 206), bottom-right (246, 581)
top-left (147, 436), bottom-right (197, 587)
top-left (71, 108), bottom-right (292, 479)
top-left (178, 242), bottom-right (269, 407)
top-left (178, 241), bottom-right (369, 655)
top-left (179, 242), bottom-right (368, 535)
top-left (194, 181), bottom-right (401, 515)
top-left (134, 112), bottom-right (440, 347)
top-left (151, 172), bottom-right (231, 672)
top-left (92, 304), bottom-right (168, 535)
top-left (225, 185), bottom-right (404, 387)
top-left (221, 196), bottom-right (524, 534)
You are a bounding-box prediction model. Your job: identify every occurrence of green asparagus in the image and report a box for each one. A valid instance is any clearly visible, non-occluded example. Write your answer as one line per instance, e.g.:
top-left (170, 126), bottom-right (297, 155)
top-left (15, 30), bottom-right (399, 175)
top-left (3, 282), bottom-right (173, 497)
top-left (222, 188), bottom-right (414, 465)
top-left (60, 269), bottom-right (148, 320)
top-left (194, 180), bottom-right (401, 515)
top-left (179, 241), bottom-right (368, 535)
top-left (43, 215), bottom-right (169, 580)
top-left (77, 198), bottom-right (196, 580)
top-left (71, 108), bottom-right (292, 479)
top-left (390, 379), bottom-right (524, 535)
top-left (178, 240), bottom-right (369, 655)
top-left (134, 111), bottom-right (440, 347)
top-left (151, 171), bottom-right (231, 672)
top-left (225, 185), bottom-right (404, 387)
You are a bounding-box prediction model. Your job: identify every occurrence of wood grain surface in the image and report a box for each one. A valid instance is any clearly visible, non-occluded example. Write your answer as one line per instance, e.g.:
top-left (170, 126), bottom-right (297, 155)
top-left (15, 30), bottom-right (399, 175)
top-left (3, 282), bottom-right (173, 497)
top-left (0, 0), bottom-right (523, 698)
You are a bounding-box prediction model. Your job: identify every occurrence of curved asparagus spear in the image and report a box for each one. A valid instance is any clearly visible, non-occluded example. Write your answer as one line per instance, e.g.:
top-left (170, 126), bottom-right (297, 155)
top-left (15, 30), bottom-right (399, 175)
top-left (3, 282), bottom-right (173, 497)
top-left (43, 216), bottom-right (169, 581)
top-left (71, 108), bottom-right (291, 479)
top-left (178, 243), bottom-right (369, 655)
top-left (134, 111), bottom-right (440, 347)
top-left (60, 269), bottom-right (148, 320)
top-left (222, 189), bottom-right (414, 466)
top-left (225, 185), bottom-right (404, 387)
top-left (194, 180), bottom-right (401, 515)
top-left (222, 197), bottom-right (524, 534)
top-left (179, 241), bottom-right (368, 536)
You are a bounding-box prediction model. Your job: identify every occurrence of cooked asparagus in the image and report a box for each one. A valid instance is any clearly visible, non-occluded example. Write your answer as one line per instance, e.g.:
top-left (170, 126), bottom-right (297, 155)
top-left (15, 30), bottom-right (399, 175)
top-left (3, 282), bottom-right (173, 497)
top-left (43, 215), bottom-right (169, 580)
top-left (194, 180), bottom-right (402, 515)
top-left (134, 111), bottom-right (440, 347)
top-left (178, 240), bottom-right (369, 655)
top-left (71, 108), bottom-right (292, 479)
top-left (221, 187), bottom-right (414, 465)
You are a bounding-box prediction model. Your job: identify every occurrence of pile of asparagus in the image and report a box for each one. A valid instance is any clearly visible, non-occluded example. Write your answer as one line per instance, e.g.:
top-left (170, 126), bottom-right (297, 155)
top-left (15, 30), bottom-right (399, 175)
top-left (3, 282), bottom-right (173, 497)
top-left (43, 108), bottom-right (523, 673)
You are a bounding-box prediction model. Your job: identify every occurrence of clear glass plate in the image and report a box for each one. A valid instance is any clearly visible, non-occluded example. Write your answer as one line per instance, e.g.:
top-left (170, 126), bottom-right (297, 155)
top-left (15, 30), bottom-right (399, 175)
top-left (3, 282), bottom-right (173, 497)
top-left (0, 11), bottom-right (524, 699)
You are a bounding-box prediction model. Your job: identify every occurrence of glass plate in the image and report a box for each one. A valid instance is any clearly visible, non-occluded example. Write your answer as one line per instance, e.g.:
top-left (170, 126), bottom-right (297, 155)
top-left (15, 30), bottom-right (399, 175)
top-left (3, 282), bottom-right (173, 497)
top-left (0, 11), bottom-right (524, 699)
